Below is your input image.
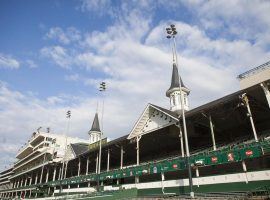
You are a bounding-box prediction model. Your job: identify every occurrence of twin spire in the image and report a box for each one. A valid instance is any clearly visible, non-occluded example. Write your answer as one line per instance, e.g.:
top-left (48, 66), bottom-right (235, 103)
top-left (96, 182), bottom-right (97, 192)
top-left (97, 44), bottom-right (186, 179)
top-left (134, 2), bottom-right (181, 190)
top-left (89, 113), bottom-right (101, 133)
top-left (166, 62), bottom-right (190, 113)
top-left (88, 113), bottom-right (101, 143)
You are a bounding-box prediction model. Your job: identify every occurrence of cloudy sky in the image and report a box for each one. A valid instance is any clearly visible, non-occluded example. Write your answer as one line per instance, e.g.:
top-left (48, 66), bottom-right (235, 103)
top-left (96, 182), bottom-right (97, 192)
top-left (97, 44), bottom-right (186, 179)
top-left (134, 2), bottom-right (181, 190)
top-left (0, 0), bottom-right (270, 171)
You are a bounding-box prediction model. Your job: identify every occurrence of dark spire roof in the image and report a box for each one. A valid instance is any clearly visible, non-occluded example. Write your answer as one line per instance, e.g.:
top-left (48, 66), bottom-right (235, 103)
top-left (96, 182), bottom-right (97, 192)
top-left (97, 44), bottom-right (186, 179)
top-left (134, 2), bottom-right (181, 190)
top-left (89, 113), bottom-right (101, 133)
top-left (166, 63), bottom-right (187, 97)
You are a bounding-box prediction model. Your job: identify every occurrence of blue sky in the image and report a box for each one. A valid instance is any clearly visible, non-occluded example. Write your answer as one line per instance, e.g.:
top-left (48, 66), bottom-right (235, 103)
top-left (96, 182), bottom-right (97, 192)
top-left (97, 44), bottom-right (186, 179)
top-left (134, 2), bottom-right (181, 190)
top-left (0, 0), bottom-right (270, 171)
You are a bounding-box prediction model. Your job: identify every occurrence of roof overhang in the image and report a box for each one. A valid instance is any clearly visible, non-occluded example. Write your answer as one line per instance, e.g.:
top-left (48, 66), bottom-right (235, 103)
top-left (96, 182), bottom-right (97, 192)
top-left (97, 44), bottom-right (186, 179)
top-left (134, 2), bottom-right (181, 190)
top-left (127, 104), bottom-right (179, 140)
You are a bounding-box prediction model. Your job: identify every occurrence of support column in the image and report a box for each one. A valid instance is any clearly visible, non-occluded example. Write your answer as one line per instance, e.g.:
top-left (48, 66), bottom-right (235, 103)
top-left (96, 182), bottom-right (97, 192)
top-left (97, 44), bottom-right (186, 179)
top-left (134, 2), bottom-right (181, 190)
top-left (261, 82), bottom-right (270, 109)
top-left (242, 160), bottom-right (248, 183)
top-left (46, 168), bottom-right (50, 183)
top-left (209, 115), bottom-right (216, 151)
top-left (242, 94), bottom-right (258, 142)
top-left (58, 166), bottom-right (62, 180)
top-left (86, 157), bottom-right (89, 175)
top-left (196, 167), bottom-right (200, 187)
top-left (107, 149), bottom-right (110, 172)
top-left (179, 125), bottom-right (185, 157)
top-left (29, 174), bottom-right (32, 186)
top-left (120, 146), bottom-right (124, 169)
top-left (78, 158), bottom-right (81, 176)
top-left (20, 178), bottom-right (23, 187)
top-left (24, 177), bottom-right (27, 186)
top-left (135, 136), bottom-right (142, 183)
top-left (40, 153), bottom-right (46, 183)
top-left (35, 173), bottom-right (38, 185)
top-left (53, 166), bottom-right (57, 181)
top-left (96, 153), bottom-right (99, 174)
top-left (161, 172), bottom-right (165, 194)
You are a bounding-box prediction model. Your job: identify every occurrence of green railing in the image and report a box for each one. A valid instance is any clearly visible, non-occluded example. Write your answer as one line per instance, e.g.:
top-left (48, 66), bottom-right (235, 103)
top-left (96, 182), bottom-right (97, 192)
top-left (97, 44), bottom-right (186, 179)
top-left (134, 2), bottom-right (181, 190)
top-left (2, 138), bottom-right (270, 193)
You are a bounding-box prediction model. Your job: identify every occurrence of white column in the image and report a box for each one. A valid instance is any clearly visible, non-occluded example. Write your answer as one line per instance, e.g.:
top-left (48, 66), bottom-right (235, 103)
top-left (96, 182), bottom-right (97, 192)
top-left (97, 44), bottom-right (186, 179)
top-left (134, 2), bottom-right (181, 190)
top-left (24, 177), bottom-right (27, 186)
top-left (58, 166), bottom-right (62, 180)
top-left (96, 153), bottom-right (99, 174)
top-left (136, 136), bottom-right (142, 166)
top-left (179, 126), bottom-right (185, 157)
top-left (46, 168), bottom-right (50, 183)
top-left (242, 160), bottom-right (248, 183)
top-left (136, 136), bottom-right (142, 183)
top-left (86, 157), bottom-right (89, 175)
top-left (29, 174), bottom-right (32, 186)
top-left (53, 166), bottom-right (56, 181)
top-left (107, 149), bottom-right (110, 172)
top-left (196, 167), bottom-right (200, 187)
top-left (261, 82), bottom-right (270, 109)
top-left (78, 158), bottom-right (81, 176)
top-left (161, 172), bottom-right (165, 194)
top-left (243, 94), bottom-right (258, 142)
top-left (35, 174), bottom-right (38, 185)
top-left (209, 115), bottom-right (217, 151)
top-left (120, 146), bottom-right (124, 169)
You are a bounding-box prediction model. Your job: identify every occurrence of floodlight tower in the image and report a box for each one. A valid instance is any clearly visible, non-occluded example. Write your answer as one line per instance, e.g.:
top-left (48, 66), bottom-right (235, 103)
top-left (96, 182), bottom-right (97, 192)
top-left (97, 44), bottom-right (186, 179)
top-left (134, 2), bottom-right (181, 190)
top-left (166, 24), bottom-right (194, 198)
top-left (97, 81), bottom-right (106, 190)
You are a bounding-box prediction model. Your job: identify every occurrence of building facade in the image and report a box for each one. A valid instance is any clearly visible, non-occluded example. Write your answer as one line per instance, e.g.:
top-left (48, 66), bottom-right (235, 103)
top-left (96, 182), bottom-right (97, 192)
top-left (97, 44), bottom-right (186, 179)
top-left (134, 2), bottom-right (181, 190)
top-left (0, 61), bottom-right (270, 199)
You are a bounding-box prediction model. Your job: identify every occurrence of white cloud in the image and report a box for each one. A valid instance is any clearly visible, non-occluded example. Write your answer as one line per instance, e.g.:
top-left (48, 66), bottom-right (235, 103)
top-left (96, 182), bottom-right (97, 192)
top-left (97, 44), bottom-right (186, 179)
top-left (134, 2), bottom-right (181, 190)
top-left (40, 46), bottom-right (72, 69)
top-left (0, 53), bottom-right (20, 69)
top-left (46, 27), bottom-right (81, 45)
top-left (80, 0), bottom-right (113, 17)
top-left (26, 59), bottom-right (38, 68)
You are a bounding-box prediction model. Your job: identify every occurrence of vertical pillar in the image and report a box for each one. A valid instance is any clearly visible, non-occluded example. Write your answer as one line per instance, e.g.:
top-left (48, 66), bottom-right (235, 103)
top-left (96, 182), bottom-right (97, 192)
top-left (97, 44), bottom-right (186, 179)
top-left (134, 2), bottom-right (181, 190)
top-left (136, 136), bottom-right (142, 166)
top-left (78, 158), bottom-right (81, 176)
top-left (161, 172), bottom-right (165, 194)
top-left (53, 166), bottom-right (56, 181)
top-left (120, 146), bottom-right (124, 169)
top-left (40, 153), bottom-right (46, 183)
top-left (86, 157), bottom-right (89, 175)
top-left (242, 94), bottom-right (258, 142)
top-left (209, 115), bottom-right (217, 151)
top-left (136, 136), bottom-right (142, 183)
top-left (179, 126), bottom-right (185, 157)
top-left (58, 166), bottom-right (62, 180)
top-left (96, 153), bottom-right (99, 174)
top-left (20, 178), bottom-right (23, 187)
top-left (35, 173), bottom-right (38, 185)
top-left (29, 174), bottom-right (32, 186)
top-left (46, 168), bottom-right (50, 183)
top-left (261, 82), bottom-right (270, 109)
top-left (242, 160), bottom-right (248, 183)
top-left (107, 149), bottom-right (110, 172)
top-left (24, 177), bottom-right (27, 186)
top-left (196, 167), bottom-right (200, 187)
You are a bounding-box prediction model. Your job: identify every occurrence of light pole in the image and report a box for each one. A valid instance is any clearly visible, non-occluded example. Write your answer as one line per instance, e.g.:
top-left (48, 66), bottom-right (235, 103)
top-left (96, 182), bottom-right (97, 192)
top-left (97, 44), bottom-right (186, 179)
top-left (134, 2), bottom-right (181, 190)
top-left (97, 81), bottom-right (106, 190)
top-left (166, 24), bottom-right (194, 197)
top-left (60, 110), bottom-right (71, 192)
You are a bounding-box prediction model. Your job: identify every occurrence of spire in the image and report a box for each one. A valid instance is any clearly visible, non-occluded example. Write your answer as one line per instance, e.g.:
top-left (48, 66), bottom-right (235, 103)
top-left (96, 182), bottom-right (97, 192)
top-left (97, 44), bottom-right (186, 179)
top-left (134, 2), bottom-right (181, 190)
top-left (89, 113), bottom-right (101, 133)
top-left (166, 63), bottom-right (187, 97)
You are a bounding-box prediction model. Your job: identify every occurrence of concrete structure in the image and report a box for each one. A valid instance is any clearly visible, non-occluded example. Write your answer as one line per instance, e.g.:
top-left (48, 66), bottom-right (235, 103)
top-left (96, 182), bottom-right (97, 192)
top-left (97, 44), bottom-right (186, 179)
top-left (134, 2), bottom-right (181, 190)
top-left (0, 61), bottom-right (270, 199)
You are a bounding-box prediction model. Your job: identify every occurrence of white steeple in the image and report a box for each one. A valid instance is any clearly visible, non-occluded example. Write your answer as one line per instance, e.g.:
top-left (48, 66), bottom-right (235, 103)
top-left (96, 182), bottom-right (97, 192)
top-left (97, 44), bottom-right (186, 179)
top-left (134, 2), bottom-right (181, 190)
top-left (166, 63), bottom-right (190, 114)
top-left (88, 113), bottom-right (101, 144)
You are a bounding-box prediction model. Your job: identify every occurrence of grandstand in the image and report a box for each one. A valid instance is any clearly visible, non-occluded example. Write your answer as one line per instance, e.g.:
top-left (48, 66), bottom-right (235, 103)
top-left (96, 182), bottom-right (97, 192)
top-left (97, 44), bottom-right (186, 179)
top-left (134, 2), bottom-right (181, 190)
top-left (0, 60), bottom-right (270, 199)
